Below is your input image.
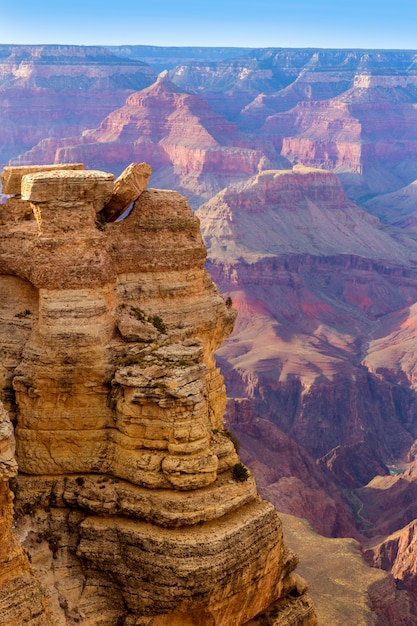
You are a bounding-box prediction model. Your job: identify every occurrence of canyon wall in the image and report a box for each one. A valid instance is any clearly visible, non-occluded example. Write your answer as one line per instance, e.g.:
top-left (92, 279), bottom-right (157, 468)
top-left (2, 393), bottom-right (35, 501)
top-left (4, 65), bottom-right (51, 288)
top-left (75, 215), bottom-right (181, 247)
top-left (7, 47), bottom-right (417, 207)
top-left (197, 167), bottom-right (417, 492)
top-left (9, 70), bottom-right (271, 209)
top-left (0, 45), bottom-right (155, 168)
top-left (196, 165), bottom-right (417, 620)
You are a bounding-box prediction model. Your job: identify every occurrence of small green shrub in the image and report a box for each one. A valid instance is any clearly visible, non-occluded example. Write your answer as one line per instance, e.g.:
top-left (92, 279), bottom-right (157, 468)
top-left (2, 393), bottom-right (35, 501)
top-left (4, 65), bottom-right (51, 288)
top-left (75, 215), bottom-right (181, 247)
top-left (149, 314), bottom-right (167, 334)
top-left (232, 462), bottom-right (249, 482)
top-left (225, 296), bottom-right (233, 308)
top-left (95, 212), bottom-right (107, 231)
top-left (130, 306), bottom-right (146, 322)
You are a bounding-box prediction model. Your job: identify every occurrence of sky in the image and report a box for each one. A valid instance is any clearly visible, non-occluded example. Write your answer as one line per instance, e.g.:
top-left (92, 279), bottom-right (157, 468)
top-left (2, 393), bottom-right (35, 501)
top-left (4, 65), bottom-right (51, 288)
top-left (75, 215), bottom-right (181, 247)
top-left (2, 0), bottom-right (417, 50)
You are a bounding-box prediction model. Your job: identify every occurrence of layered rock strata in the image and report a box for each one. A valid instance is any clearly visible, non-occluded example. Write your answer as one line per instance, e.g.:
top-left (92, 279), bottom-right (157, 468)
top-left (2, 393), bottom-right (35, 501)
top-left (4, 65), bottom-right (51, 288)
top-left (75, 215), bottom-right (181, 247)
top-left (0, 401), bottom-right (53, 625)
top-left (0, 164), bottom-right (315, 625)
top-left (0, 45), bottom-right (155, 168)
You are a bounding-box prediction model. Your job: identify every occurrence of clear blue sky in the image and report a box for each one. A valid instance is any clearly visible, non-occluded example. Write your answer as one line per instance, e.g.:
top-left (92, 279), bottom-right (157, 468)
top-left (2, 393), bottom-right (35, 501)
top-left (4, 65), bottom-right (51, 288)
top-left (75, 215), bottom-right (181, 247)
top-left (2, 0), bottom-right (417, 49)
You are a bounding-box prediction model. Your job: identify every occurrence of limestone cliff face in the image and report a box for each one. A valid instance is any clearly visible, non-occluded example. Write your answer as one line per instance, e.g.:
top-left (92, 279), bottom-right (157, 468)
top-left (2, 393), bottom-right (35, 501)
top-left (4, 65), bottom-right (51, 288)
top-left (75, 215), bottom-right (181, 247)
top-left (0, 163), bottom-right (316, 625)
top-left (0, 401), bottom-right (53, 625)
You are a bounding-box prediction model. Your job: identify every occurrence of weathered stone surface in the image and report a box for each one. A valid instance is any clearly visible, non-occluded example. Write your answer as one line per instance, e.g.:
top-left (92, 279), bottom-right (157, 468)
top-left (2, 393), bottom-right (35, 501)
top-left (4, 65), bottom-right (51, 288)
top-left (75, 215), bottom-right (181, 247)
top-left (0, 403), bottom-right (52, 625)
top-left (102, 161), bottom-right (152, 221)
top-left (0, 164), bottom-right (315, 625)
top-left (364, 518), bottom-right (417, 591)
top-left (77, 500), bottom-right (287, 623)
top-left (0, 401), bottom-right (17, 479)
top-left (13, 471), bottom-right (258, 527)
top-left (5, 46), bottom-right (417, 622)
top-left (22, 168), bottom-right (114, 210)
top-left (1, 163), bottom-right (84, 196)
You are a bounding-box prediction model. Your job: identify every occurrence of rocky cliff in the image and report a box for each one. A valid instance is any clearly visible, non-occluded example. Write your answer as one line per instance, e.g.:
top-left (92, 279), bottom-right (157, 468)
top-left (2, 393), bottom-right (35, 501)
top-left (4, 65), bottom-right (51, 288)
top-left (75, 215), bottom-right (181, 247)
top-left (0, 163), bottom-right (316, 625)
top-left (7, 46), bottom-right (417, 206)
top-left (196, 165), bottom-right (417, 619)
top-left (169, 47), bottom-right (417, 196)
top-left (5, 44), bottom-right (417, 621)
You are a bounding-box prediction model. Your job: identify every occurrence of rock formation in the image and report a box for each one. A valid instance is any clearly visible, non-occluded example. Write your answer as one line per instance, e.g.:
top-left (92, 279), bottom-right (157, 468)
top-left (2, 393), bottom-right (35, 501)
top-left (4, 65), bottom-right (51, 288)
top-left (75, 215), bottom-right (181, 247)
top-left (0, 399), bottom-right (53, 625)
top-left (5, 44), bottom-right (417, 621)
top-left (102, 162), bottom-right (152, 221)
top-left (0, 163), bottom-right (316, 625)
top-left (6, 46), bottom-right (417, 203)
top-left (7, 46), bottom-right (417, 208)
top-left (196, 165), bottom-right (417, 619)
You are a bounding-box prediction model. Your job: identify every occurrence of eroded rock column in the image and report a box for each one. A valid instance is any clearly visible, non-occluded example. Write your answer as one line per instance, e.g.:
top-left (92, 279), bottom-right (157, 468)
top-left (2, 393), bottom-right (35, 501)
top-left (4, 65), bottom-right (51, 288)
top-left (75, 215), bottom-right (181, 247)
top-left (15, 169), bottom-right (116, 477)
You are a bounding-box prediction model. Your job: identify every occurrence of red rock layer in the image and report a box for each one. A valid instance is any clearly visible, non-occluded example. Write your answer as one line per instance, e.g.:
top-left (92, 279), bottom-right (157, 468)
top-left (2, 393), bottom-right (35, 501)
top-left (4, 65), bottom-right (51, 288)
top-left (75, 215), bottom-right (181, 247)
top-left (0, 45), bottom-right (155, 169)
top-left (262, 83), bottom-right (417, 194)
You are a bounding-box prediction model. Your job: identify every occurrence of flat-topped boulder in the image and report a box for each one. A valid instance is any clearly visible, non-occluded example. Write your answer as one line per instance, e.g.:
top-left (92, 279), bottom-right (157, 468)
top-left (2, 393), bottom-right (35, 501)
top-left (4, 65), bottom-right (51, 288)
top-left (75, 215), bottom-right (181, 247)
top-left (1, 163), bottom-right (84, 195)
top-left (22, 169), bottom-right (114, 211)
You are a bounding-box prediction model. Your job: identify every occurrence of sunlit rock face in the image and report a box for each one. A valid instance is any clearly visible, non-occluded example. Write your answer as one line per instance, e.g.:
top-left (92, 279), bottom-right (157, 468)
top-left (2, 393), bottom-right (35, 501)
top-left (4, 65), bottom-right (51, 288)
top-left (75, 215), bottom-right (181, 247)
top-left (0, 399), bottom-right (52, 624)
top-left (8, 47), bottom-right (417, 211)
top-left (0, 163), bottom-right (316, 626)
top-left (4, 45), bottom-right (417, 623)
top-left (193, 157), bottom-right (417, 621)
